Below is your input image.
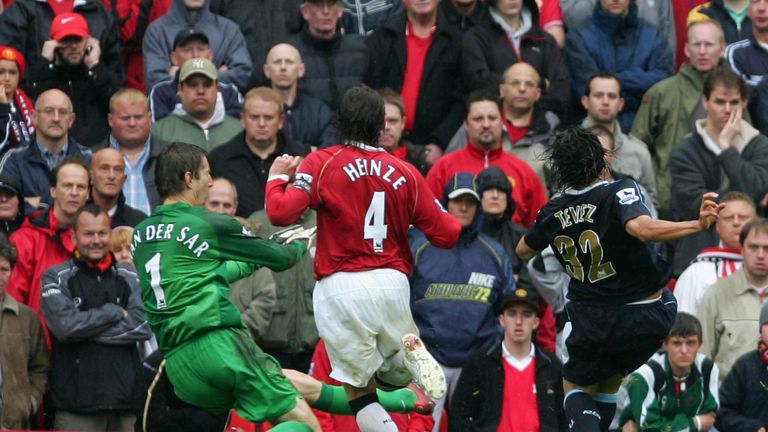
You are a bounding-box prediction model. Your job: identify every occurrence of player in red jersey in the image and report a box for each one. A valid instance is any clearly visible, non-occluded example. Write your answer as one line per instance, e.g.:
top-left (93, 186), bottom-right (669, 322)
top-left (266, 85), bottom-right (462, 432)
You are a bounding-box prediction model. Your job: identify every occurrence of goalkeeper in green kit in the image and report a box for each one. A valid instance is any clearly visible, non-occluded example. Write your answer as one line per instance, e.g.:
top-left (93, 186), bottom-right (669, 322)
top-left (133, 143), bottom-right (432, 432)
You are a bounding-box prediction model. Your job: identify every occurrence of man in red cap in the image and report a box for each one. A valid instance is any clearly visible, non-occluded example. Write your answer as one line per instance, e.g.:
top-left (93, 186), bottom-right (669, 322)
top-left (0, 0), bottom-right (123, 92)
top-left (26, 12), bottom-right (121, 146)
top-left (0, 46), bottom-right (34, 155)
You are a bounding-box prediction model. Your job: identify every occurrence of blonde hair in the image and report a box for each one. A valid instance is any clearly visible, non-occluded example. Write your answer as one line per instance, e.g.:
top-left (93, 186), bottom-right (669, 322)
top-left (244, 87), bottom-right (284, 116)
top-left (110, 226), bottom-right (134, 254)
top-left (109, 88), bottom-right (149, 113)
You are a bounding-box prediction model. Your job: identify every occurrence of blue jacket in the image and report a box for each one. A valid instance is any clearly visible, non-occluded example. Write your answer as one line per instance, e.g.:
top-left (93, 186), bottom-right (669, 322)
top-left (142, 0), bottom-right (253, 92)
top-left (0, 137), bottom-right (92, 212)
top-left (408, 224), bottom-right (515, 368)
top-left (692, 0), bottom-right (752, 45)
top-left (566, 0), bottom-right (674, 131)
top-left (726, 36), bottom-right (768, 88)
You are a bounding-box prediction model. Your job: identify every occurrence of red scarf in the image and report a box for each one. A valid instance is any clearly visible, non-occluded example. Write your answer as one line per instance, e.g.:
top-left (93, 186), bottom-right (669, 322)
top-left (9, 88), bottom-right (34, 148)
top-left (74, 249), bottom-right (115, 273)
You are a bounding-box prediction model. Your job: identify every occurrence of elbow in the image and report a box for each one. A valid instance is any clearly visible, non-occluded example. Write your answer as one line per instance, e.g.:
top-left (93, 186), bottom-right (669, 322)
top-left (517, 248), bottom-right (537, 261)
top-left (630, 230), bottom-right (652, 243)
top-left (266, 207), bottom-right (296, 228)
top-left (47, 326), bottom-right (74, 343)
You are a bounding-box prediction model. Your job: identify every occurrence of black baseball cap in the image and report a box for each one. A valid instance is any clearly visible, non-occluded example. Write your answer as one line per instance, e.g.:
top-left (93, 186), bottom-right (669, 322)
top-left (0, 175), bottom-right (20, 196)
top-left (173, 29), bottom-right (209, 50)
top-left (500, 286), bottom-right (540, 315)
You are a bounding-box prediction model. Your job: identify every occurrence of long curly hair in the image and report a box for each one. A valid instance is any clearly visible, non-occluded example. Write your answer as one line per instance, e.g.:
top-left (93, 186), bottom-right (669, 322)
top-left (547, 127), bottom-right (606, 190)
top-left (335, 85), bottom-right (385, 146)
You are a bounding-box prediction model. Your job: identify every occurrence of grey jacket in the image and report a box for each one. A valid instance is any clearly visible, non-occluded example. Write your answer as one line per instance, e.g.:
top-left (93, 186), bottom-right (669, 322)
top-left (229, 268), bottom-right (276, 340)
top-left (250, 209), bottom-right (319, 356)
top-left (142, 0), bottom-right (253, 92)
top-left (41, 260), bottom-right (151, 346)
top-left (581, 118), bottom-right (659, 208)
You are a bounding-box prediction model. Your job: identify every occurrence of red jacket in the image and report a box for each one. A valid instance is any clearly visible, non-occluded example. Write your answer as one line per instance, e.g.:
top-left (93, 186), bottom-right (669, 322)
top-left (310, 340), bottom-right (436, 432)
top-left (426, 144), bottom-right (548, 228)
top-left (8, 208), bottom-right (75, 342)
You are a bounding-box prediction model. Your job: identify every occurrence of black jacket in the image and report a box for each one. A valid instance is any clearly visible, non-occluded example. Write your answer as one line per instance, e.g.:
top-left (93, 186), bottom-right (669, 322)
top-left (449, 342), bottom-right (567, 432)
top-left (366, 9), bottom-right (465, 149)
top-left (208, 130), bottom-right (309, 217)
top-left (440, 0), bottom-right (490, 33)
top-left (88, 193), bottom-right (147, 228)
top-left (110, 195), bottom-right (147, 227)
top-left (284, 91), bottom-right (339, 150)
top-left (0, 0), bottom-right (123, 91)
top-left (27, 61), bottom-right (121, 147)
top-left (461, 0), bottom-right (570, 118)
top-left (41, 256), bottom-right (150, 413)
top-left (716, 349), bottom-right (768, 430)
top-left (288, 26), bottom-right (369, 110)
top-left (669, 126), bottom-right (768, 274)
top-left (209, 0), bottom-right (303, 87)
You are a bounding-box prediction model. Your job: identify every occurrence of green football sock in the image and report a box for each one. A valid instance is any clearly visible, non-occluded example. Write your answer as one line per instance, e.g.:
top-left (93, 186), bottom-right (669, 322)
top-left (311, 383), bottom-right (418, 415)
top-left (268, 421), bottom-right (314, 431)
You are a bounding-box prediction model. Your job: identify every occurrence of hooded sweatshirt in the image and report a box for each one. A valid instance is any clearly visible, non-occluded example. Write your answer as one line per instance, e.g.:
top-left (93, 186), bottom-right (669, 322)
top-left (142, 0), bottom-right (253, 92)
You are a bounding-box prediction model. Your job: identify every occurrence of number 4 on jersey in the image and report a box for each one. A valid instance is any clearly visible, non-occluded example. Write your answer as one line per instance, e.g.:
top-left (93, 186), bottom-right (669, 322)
top-left (364, 191), bottom-right (388, 252)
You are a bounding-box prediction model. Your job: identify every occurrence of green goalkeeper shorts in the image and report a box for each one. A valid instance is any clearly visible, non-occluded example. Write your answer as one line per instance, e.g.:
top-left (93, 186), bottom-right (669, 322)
top-left (165, 327), bottom-right (300, 422)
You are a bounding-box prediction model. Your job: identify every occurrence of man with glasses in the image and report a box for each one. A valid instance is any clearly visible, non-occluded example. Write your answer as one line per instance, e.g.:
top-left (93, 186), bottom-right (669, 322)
top-left (26, 13), bottom-right (121, 146)
top-left (0, 88), bottom-right (91, 213)
top-left (631, 19), bottom-right (728, 216)
top-left (446, 62), bottom-right (558, 190)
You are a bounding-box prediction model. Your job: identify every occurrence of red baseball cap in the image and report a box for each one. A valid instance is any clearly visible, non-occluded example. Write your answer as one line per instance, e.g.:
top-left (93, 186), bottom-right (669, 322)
top-left (50, 13), bottom-right (89, 41)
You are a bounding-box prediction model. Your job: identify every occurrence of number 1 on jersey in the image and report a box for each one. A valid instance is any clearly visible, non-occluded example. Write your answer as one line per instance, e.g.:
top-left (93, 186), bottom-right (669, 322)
top-left (145, 253), bottom-right (168, 310)
top-left (364, 191), bottom-right (388, 252)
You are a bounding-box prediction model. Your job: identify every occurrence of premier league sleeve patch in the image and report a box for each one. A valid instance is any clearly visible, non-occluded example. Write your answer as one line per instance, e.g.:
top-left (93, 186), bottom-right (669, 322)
top-left (616, 187), bottom-right (640, 206)
top-left (292, 172), bottom-right (313, 193)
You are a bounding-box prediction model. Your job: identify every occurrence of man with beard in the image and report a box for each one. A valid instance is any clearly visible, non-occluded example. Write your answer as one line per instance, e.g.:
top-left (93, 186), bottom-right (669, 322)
top-left (26, 13), bottom-right (121, 146)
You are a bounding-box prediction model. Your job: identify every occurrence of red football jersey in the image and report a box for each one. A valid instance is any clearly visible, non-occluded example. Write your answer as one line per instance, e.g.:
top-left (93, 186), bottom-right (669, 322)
top-left (266, 144), bottom-right (461, 280)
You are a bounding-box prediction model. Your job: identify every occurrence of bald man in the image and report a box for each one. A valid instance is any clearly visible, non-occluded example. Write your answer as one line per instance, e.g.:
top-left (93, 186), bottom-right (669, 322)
top-left (89, 148), bottom-right (147, 227)
top-left (0, 88), bottom-right (92, 212)
top-left (204, 177), bottom-right (238, 217)
top-left (264, 43), bottom-right (338, 150)
top-left (446, 62), bottom-right (557, 189)
top-left (580, 72), bottom-right (658, 209)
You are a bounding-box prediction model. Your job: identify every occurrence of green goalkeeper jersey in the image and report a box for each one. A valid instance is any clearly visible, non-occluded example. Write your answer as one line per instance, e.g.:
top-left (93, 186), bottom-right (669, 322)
top-left (132, 202), bottom-right (306, 356)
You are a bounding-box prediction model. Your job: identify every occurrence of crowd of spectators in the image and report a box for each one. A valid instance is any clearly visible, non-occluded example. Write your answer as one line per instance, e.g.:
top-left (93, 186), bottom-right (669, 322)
top-left (1, 0), bottom-right (768, 430)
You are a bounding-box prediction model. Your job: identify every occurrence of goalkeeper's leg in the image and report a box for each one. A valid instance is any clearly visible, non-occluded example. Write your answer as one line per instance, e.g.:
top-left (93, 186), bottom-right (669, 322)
top-left (282, 369), bottom-right (434, 415)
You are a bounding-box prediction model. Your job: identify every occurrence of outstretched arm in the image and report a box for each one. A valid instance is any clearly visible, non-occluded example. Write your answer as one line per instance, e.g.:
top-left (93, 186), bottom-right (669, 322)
top-left (625, 192), bottom-right (722, 242)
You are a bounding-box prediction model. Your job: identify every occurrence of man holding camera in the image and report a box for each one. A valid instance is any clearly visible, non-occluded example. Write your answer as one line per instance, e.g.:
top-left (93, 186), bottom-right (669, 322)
top-left (26, 12), bottom-right (121, 147)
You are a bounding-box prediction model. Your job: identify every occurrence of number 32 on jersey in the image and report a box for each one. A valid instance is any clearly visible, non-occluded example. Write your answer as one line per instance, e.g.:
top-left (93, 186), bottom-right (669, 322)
top-left (553, 230), bottom-right (617, 283)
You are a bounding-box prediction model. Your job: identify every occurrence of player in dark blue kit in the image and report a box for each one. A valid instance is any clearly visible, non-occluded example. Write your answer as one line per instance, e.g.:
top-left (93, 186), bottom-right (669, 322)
top-left (516, 128), bottom-right (722, 432)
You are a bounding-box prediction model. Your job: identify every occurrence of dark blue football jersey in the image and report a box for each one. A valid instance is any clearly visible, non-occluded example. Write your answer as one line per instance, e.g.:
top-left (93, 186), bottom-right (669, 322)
top-left (525, 179), bottom-right (669, 304)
